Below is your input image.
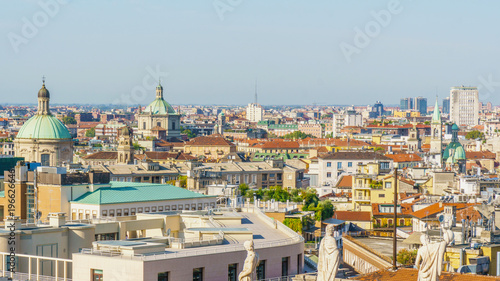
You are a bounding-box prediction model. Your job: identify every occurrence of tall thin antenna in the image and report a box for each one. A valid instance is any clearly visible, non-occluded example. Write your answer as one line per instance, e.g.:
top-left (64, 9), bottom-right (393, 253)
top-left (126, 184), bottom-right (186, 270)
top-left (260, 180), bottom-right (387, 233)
top-left (254, 80), bottom-right (258, 104)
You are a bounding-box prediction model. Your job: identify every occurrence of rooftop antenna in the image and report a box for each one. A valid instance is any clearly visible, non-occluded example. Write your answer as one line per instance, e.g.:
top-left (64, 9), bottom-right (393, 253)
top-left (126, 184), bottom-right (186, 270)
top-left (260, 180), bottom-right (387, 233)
top-left (42, 75), bottom-right (46, 85)
top-left (254, 80), bottom-right (258, 104)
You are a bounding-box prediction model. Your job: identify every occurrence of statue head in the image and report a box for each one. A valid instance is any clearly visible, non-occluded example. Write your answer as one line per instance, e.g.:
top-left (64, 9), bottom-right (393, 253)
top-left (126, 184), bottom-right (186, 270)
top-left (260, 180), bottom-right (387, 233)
top-left (326, 224), bottom-right (335, 237)
top-left (244, 240), bottom-right (254, 252)
top-left (420, 233), bottom-right (429, 246)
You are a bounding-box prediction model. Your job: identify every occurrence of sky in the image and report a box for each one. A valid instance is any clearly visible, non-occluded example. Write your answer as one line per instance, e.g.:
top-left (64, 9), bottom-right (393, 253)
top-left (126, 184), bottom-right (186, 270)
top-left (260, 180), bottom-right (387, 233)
top-left (1, 0), bottom-right (500, 106)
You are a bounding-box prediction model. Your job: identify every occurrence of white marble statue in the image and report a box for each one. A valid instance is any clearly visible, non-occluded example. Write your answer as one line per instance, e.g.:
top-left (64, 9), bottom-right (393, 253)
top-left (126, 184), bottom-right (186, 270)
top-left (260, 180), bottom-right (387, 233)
top-left (317, 224), bottom-right (341, 281)
top-left (239, 240), bottom-right (259, 281)
top-left (415, 219), bottom-right (454, 281)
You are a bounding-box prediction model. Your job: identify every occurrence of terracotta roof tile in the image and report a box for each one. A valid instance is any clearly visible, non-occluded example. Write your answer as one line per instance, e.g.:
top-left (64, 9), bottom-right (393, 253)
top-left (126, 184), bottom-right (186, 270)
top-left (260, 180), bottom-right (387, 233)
top-left (466, 151), bottom-right (496, 160)
top-left (185, 135), bottom-right (235, 147)
top-left (384, 153), bottom-right (423, 162)
top-left (333, 211), bottom-right (371, 221)
top-left (335, 175), bottom-right (353, 188)
top-left (352, 268), bottom-right (499, 281)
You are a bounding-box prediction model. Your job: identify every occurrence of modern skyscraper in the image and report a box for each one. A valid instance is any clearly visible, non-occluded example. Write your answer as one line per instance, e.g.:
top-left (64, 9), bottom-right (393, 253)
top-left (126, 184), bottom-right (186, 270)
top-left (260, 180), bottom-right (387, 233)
top-left (449, 86), bottom-right (479, 126)
top-left (369, 101), bottom-right (385, 118)
top-left (414, 97), bottom-right (427, 115)
top-left (442, 97), bottom-right (450, 114)
top-left (400, 97), bottom-right (413, 110)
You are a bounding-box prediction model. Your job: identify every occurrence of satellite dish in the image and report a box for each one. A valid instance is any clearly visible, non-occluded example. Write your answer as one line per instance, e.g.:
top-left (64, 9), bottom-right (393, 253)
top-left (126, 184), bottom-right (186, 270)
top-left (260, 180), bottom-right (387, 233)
top-left (166, 228), bottom-right (171, 237)
top-left (35, 211), bottom-right (42, 220)
top-left (438, 214), bottom-right (445, 223)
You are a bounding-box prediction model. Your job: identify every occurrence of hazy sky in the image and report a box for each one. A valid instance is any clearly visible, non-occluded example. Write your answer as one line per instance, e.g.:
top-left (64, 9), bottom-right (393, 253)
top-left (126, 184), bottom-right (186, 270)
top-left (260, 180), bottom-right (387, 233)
top-left (2, 0), bottom-right (500, 106)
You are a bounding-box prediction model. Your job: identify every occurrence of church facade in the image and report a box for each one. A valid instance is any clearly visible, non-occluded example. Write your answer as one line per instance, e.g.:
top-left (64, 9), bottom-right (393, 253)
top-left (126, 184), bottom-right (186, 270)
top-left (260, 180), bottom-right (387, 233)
top-left (136, 83), bottom-right (181, 140)
top-left (15, 81), bottom-right (73, 166)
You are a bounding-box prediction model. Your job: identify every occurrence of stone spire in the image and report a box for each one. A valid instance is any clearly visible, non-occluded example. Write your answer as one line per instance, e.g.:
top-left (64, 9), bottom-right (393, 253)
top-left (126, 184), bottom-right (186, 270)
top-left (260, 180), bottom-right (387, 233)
top-left (37, 77), bottom-right (51, 115)
top-left (432, 97), bottom-right (441, 124)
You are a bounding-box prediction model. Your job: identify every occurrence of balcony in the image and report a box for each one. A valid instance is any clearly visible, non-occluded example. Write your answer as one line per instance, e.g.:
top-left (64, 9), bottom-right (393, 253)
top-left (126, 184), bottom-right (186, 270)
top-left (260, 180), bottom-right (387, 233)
top-left (354, 196), bottom-right (370, 202)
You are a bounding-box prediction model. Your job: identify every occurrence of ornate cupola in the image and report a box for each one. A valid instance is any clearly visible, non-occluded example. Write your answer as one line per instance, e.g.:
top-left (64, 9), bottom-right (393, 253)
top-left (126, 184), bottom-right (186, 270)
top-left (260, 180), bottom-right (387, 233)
top-left (156, 81), bottom-right (163, 99)
top-left (37, 77), bottom-right (51, 115)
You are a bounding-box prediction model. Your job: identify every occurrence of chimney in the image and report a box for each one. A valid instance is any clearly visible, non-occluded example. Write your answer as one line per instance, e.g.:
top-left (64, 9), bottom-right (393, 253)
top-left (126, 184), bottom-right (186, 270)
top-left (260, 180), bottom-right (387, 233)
top-left (4, 216), bottom-right (21, 231)
top-left (48, 212), bottom-right (66, 227)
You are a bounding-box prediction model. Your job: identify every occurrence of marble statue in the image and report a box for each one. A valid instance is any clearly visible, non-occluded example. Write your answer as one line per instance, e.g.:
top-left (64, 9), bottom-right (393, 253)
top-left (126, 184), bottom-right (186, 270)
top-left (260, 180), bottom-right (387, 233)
top-left (317, 224), bottom-right (341, 281)
top-left (415, 219), bottom-right (454, 281)
top-left (239, 240), bottom-right (259, 281)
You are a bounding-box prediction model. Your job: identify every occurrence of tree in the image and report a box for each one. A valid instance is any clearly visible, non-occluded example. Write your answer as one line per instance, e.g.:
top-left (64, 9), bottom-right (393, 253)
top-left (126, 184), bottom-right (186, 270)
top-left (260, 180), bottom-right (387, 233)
top-left (281, 131), bottom-right (314, 140)
top-left (133, 143), bottom-right (143, 151)
top-left (62, 116), bottom-right (77, 125)
top-left (314, 200), bottom-right (334, 221)
top-left (465, 130), bottom-right (484, 140)
top-left (283, 218), bottom-right (302, 233)
top-left (85, 127), bottom-right (95, 137)
top-left (397, 248), bottom-right (418, 266)
top-left (239, 183), bottom-right (249, 197)
top-left (325, 133), bottom-right (334, 138)
top-left (182, 128), bottom-right (196, 138)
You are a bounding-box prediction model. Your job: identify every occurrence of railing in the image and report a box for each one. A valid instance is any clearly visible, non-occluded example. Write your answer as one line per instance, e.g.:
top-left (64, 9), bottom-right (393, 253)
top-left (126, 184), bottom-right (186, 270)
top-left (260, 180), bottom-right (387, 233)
top-left (343, 235), bottom-right (392, 264)
top-left (304, 255), bottom-right (318, 271)
top-left (0, 252), bottom-right (72, 281)
top-left (0, 271), bottom-right (72, 281)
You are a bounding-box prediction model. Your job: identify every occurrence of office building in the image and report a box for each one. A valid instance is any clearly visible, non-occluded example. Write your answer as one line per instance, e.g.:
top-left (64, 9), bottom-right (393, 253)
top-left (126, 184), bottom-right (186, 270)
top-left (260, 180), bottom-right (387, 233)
top-left (414, 97), bottom-right (427, 115)
top-left (449, 86), bottom-right (479, 126)
top-left (442, 97), bottom-right (450, 114)
top-left (400, 98), bottom-right (413, 111)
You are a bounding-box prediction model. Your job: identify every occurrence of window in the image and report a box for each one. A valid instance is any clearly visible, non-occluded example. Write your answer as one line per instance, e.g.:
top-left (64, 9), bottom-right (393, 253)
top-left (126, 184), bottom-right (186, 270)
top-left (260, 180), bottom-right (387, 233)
top-left (145, 207), bottom-right (150, 213)
top-left (228, 264), bottom-right (238, 281)
top-left (152, 207), bottom-right (157, 212)
top-left (327, 162), bottom-right (332, 167)
top-left (92, 269), bottom-right (103, 281)
top-left (138, 207), bottom-right (143, 213)
top-left (379, 194), bottom-right (385, 198)
top-left (297, 254), bottom-right (302, 274)
top-left (256, 260), bottom-right (266, 280)
top-left (158, 272), bottom-right (169, 281)
top-left (380, 162), bottom-right (390, 170)
top-left (157, 122), bottom-right (161, 127)
top-left (348, 162), bottom-right (353, 167)
top-left (262, 174), bottom-right (268, 181)
top-left (131, 208), bottom-right (136, 215)
top-left (193, 268), bottom-right (203, 281)
top-left (143, 122), bottom-right (146, 129)
top-left (116, 209), bottom-right (122, 216)
top-left (123, 209), bottom-right (129, 216)
top-left (385, 182), bottom-right (392, 189)
top-left (270, 173), bottom-right (275, 178)
top-left (337, 162), bottom-right (342, 169)
top-left (158, 206), bottom-right (163, 212)
top-left (400, 219), bottom-right (405, 226)
top-left (102, 210), bottom-right (107, 217)
top-left (277, 173), bottom-right (282, 180)
top-left (327, 172), bottom-right (331, 178)
top-left (41, 154), bottom-right (50, 166)
top-left (172, 122), bottom-right (176, 130)
top-left (282, 257), bottom-right (289, 277)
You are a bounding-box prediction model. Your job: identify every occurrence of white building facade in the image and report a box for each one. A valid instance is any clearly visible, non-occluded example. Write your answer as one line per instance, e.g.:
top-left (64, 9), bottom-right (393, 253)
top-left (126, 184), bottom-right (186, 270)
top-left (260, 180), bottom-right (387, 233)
top-left (449, 86), bottom-right (479, 127)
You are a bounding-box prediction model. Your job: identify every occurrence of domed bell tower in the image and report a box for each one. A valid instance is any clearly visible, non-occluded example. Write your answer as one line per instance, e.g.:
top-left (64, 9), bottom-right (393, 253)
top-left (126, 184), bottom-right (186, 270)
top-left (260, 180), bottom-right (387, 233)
top-left (38, 77), bottom-right (51, 115)
top-left (117, 126), bottom-right (134, 164)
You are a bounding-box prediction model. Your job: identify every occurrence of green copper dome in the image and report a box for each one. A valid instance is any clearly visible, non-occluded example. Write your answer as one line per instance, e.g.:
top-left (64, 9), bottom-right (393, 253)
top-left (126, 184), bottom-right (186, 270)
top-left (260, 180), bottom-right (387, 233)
top-left (452, 124), bottom-right (459, 131)
top-left (143, 98), bottom-right (176, 115)
top-left (17, 115), bottom-right (72, 139)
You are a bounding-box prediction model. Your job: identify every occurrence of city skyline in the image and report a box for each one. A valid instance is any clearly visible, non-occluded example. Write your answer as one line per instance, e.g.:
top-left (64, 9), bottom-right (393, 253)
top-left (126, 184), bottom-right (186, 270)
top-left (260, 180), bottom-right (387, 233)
top-left (2, 1), bottom-right (500, 105)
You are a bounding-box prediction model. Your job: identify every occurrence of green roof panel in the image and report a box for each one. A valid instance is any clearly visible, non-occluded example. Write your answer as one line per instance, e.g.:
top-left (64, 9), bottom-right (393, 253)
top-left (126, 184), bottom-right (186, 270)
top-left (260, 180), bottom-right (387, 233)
top-left (72, 182), bottom-right (212, 205)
